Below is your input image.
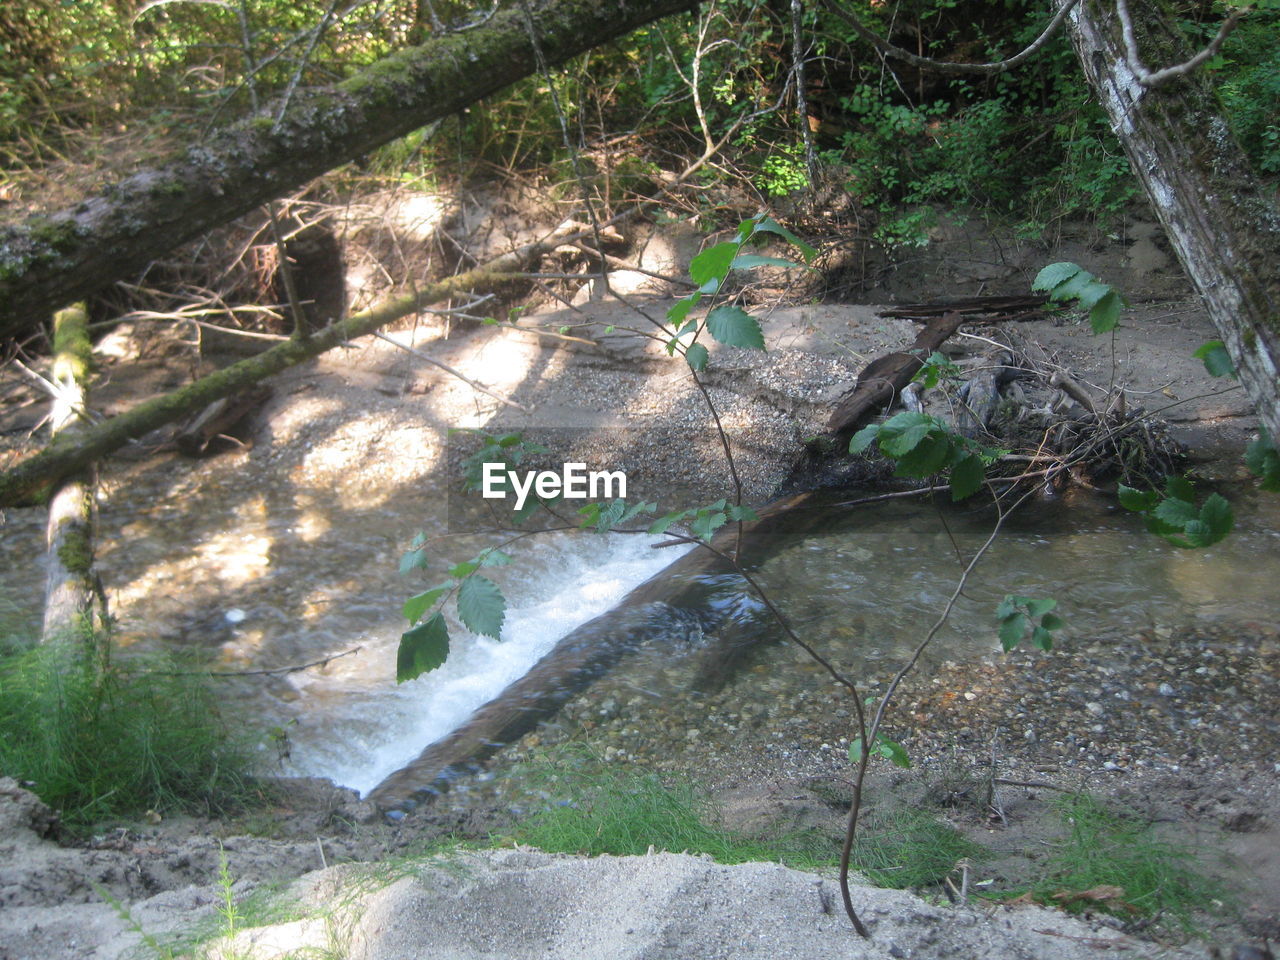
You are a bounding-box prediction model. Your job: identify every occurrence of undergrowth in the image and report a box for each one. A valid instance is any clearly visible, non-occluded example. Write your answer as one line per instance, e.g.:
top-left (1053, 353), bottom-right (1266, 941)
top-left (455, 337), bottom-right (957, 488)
top-left (0, 639), bottom-right (261, 829)
top-left (1009, 792), bottom-right (1224, 932)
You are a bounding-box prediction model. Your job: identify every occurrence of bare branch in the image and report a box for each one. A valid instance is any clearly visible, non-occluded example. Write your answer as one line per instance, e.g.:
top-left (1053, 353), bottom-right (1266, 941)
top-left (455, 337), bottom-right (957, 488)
top-left (371, 332), bottom-right (530, 412)
top-left (1115, 0), bottom-right (1247, 87)
top-left (823, 0), bottom-right (1081, 75)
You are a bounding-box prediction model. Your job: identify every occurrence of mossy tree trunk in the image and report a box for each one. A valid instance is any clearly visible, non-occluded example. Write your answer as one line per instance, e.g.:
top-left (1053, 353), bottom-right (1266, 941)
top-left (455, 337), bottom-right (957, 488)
top-left (0, 0), bottom-right (701, 338)
top-left (1064, 1), bottom-right (1280, 439)
top-left (41, 302), bottom-right (98, 644)
top-left (0, 241), bottom-right (551, 508)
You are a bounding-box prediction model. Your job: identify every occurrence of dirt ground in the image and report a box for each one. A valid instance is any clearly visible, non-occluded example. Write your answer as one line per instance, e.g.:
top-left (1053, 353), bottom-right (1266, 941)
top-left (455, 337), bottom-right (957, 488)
top-left (0, 209), bottom-right (1275, 958)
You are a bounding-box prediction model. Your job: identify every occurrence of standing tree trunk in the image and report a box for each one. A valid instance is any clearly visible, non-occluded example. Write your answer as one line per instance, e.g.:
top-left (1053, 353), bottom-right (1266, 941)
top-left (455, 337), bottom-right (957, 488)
top-left (1064, 1), bottom-right (1280, 439)
top-left (41, 303), bottom-right (98, 643)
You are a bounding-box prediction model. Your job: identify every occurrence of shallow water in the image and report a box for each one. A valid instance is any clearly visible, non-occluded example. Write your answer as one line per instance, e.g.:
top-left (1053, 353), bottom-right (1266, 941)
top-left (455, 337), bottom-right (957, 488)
top-left (2, 465), bottom-right (1277, 796)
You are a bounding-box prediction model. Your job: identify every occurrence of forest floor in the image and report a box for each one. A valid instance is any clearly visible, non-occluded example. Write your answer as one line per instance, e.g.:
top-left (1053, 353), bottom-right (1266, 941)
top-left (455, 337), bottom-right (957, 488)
top-left (0, 209), bottom-right (1276, 959)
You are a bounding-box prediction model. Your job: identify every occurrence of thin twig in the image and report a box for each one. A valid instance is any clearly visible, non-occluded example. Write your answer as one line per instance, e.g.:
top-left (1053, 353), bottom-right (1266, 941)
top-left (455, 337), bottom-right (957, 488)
top-left (372, 332), bottom-right (530, 411)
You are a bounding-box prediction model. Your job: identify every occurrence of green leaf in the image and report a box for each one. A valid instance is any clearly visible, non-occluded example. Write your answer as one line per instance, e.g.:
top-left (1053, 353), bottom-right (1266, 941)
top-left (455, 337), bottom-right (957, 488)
top-left (1050, 268), bottom-right (1097, 302)
top-left (849, 425), bottom-right (880, 455)
top-left (749, 216), bottom-right (817, 261)
top-left (1089, 290), bottom-right (1123, 334)
top-left (457, 575), bottom-right (505, 639)
top-left (667, 292), bottom-right (702, 327)
top-left (1075, 280), bottom-right (1114, 310)
top-left (730, 254), bottom-right (802, 271)
top-left (1117, 484), bottom-right (1158, 512)
top-left (686, 342), bottom-right (709, 371)
top-left (1030, 625), bottom-right (1054, 651)
top-left (1165, 474), bottom-right (1196, 503)
top-left (998, 612), bottom-right (1028, 651)
top-left (894, 433), bottom-right (952, 477)
top-left (1193, 340), bottom-right (1236, 378)
top-left (949, 453), bottom-right (985, 501)
top-left (1025, 597), bottom-right (1056, 619)
top-left (1197, 493), bottom-right (1234, 543)
top-left (1031, 262), bottom-right (1081, 292)
top-left (690, 509), bottom-right (728, 541)
top-left (877, 737), bottom-right (912, 769)
top-left (397, 612), bottom-right (450, 683)
top-left (1244, 433), bottom-right (1280, 491)
top-left (649, 510), bottom-right (690, 536)
top-left (448, 559), bottom-right (479, 579)
top-left (995, 595), bottom-right (1022, 620)
top-left (1040, 612), bottom-right (1065, 632)
top-left (689, 241), bottom-right (741, 287)
top-left (705, 305), bottom-right (765, 350)
top-left (726, 504), bottom-right (758, 521)
top-left (399, 547), bottom-right (428, 575)
top-left (402, 583), bottom-right (450, 624)
top-left (1153, 497), bottom-right (1199, 527)
top-left (880, 418), bottom-right (934, 457)
top-left (478, 549), bottom-right (513, 568)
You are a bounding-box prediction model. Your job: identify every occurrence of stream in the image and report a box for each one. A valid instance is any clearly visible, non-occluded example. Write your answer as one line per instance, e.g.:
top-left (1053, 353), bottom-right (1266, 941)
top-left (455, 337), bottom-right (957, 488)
top-left (2, 466), bottom-right (1278, 799)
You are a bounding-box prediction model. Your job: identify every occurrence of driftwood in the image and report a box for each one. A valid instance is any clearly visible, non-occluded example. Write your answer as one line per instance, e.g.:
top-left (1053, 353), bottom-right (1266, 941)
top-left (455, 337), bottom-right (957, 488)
top-left (0, 236), bottom-right (558, 508)
top-left (175, 387), bottom-right (273, 456)
top-left (952, 351), bottom-right (1016, 438)
top-left (878, 295), bottom-right (1048, 320)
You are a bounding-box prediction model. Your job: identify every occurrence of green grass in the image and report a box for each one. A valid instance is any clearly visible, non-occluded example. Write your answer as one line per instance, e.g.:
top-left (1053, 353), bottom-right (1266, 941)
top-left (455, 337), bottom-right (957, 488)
top-left (848, 808), bottom-right (984, 889)
top-left (1012, 792), bottom-right (1222, 931)
top-left (0, 638), bottom-right (261, 829)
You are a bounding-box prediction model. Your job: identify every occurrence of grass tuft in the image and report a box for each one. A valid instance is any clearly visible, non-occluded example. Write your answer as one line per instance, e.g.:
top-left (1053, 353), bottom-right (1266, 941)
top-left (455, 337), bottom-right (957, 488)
top-left (849, 808), bottom-right (984, 889)
top-left (0, 639), bottom-right (261, 829)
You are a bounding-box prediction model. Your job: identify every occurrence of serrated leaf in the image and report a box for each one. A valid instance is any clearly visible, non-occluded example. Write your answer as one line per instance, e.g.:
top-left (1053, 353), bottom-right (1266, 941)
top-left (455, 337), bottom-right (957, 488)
top-left (1193, 340), bottom-right (1236, 378)
top-left (730, 254), bottom-right (802, 270)
top-left (649, 510), bottom-right (690, 536)
top-left (667, 292), bottom-right (701, 326)
top-left (478, 549), bottom-right (513, 568)
top-left (448, 559), bottom-right (479, 579)
top-left (1117, 484), bottom-right (1158, 512)
top-left (1244, 434), bottom-right (1280, 491)
top-left (397, 612), bottom-right (450, 683)
top-left (689, 241), bottom-right (741, 287)
top-left (878, 737), bottom-right (912, 769)
top-left (1165, 474), bottom-right (1197, 502)
top-left (705, 305), bottom-right (765, 350)
top-left (686, 342), bottom-right (709, 371)
top-left (1089, 290), bottom-right (1123, 334)
top-left (690, 509), bottom-right (728, 540)
top-left (894, 433), bottom-right (951, 477)
top-left (999, 613), bottom-right (1028, 651)
top-left (995, 595), bottom-right (1021, 620)
top-left (1030, 625), bottom-right (1054, 651)
top-left (399, 547), bottom-right (428, 575)
top-left (457, 575), bottom-right (505, 639)
top-left (750, 216), bottom-right (817, 261)
top-left (1198, 493), bottom-right (1234, 542)
top-left (1025, 597), bottom-right (1057, 619)
top-left (1076, 280), bottom-right (1114, 310)
top-left (849, 425), bottom-right (880, 455)
top-left (1040, 612), bottom-right (1065, 631)
top-left (949, 453), bottom-right (985, 501)
top-left (402, 583), bottom-right (450, 624)
top-left (1032, 262), bottom-right (1082, 292)
top-left (879, 416), bottom-right (935, 457)
top-left (1051, 268), bottom-right (1098, 302)
top-left (1153, 497), bottom-right (1199, 527)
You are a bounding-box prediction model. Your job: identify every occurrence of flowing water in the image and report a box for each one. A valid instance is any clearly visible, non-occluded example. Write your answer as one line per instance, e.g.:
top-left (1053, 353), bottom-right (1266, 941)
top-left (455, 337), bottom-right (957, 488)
top-left (2, 467), bottom-right (1277, 797)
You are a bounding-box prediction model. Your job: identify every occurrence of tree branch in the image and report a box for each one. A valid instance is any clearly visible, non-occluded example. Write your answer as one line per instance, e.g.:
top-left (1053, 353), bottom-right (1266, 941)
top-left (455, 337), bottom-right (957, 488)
top-left (1115, 0), bottom-right (1246, 88)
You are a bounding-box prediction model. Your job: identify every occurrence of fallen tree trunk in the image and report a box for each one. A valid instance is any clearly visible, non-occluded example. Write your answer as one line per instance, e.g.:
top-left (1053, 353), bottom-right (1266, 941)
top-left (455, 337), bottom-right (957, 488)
top-left (1063, 1), bottom-right (1280, 440)
top-left (0, 241), bottom-right (552, 507)
top-left (41, 303), bottom-right (98, 643)
top-left (0, 0), bottom-right (701, 337)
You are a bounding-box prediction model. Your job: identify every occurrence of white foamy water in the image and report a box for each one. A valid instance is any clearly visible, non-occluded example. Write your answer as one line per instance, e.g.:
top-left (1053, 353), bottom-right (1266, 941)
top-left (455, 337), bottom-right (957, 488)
top-left (283, 532), bottom-right (691, 795)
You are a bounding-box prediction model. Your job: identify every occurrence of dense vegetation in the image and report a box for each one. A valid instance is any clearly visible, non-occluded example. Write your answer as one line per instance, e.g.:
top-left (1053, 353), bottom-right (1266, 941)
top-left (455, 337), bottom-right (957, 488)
top-left (3, 0), bottom-right (1276, 244)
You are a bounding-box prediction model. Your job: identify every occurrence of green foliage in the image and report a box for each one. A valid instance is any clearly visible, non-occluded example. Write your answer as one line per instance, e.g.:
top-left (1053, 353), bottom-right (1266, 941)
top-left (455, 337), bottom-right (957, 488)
top-left (1213, 8), bottom-right (1280, 173)
top-left (0, 641), bottom-right (257, 828)
top-left (848, 733), bottom-right (911, 769)
top-left (1245, 430), bottom-right (1280, 492)
top-left (911, 350), bottom-right (962, 390)
top-left (1011, 793), bottom-right (1222, 930)
top-left (507, 753), bottom-right (839, 868)
top-left (1031, 262), bottom-right (1126, 334)
top-left (1193, 340), bottom-right (1236, 379)
top-left (849, 411), bottom-right (1000, 501)
top-left (995, 595), bottom-right (1064, 652)
top-left (649, 498), bottom-right (758, 540)
top-left (1118, 475), bottom-right (1234, 549)
top-left (847, 807), bottom-right (985, 889)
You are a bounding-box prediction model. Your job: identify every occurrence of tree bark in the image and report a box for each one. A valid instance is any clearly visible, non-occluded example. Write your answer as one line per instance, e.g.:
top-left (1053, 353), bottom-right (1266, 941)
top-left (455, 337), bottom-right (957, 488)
top-left (0, 240), bottom-right (553, 508)
top-left (41, 303), bottom-right (98, 643)
top-left (0, 0), bottom-right (701, 337)
top-left (1063, 1), bottom-right (1280, 439)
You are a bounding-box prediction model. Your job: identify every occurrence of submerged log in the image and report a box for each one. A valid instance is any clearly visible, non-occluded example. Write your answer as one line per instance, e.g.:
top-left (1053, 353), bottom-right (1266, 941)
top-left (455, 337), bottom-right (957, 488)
top-left (369, 491), bottom-right (834, 810)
